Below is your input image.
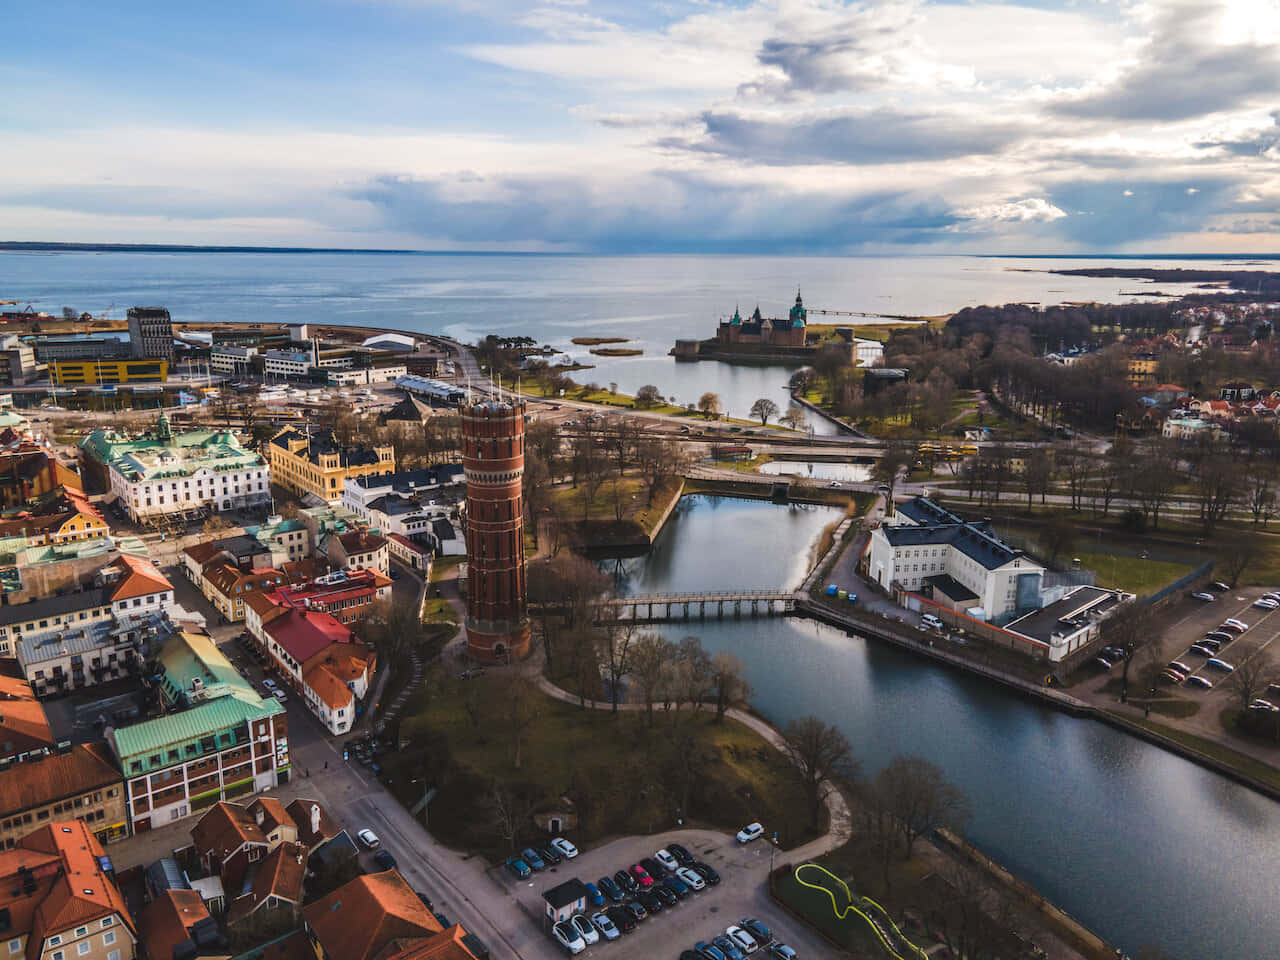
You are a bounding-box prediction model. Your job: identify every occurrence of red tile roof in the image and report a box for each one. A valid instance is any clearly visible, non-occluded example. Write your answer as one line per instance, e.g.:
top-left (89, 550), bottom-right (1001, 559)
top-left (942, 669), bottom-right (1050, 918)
top-left (0, 667), bottom-right (54, 756)
top-left (247, 797), bottom-right (293, 835)
top-left (284, 799), bottom-right (339, 849)
top-left (139, 889), bottom-right (211, 960)
top-left (0, 743), bottom-right (119, 815)
top-left (384, 927), bottom-right (482, 960)
top-left (302, 662), bottom-right (356, 712)
top-left (108, 554), bottom-right (172, 603)
top-left (265, 608), bottom-right (355, 665)
top-left (191, 802), bottom-right (267, 865)
top-left (337, 532), bottom-right (387, 554)
top-left (388, 534), bottom-right (428, 555)
top-left (227, 842), bottom-right (307, 925)
top-left (304, 870), bottom-right (444, 960)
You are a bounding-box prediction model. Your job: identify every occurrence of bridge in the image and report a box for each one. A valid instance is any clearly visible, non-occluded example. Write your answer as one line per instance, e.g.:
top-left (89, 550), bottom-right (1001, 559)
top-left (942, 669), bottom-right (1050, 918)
top-left (598, 590), bottom-right (797, 623)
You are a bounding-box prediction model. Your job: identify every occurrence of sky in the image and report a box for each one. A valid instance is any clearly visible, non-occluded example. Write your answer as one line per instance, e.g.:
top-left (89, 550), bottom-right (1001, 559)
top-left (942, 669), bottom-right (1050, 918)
top-left (3, 0), bottom-right (1279, 254)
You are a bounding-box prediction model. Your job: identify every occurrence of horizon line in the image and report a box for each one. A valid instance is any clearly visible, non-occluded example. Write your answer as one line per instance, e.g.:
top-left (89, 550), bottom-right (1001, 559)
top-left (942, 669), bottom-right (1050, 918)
top-left (1, 241), bottom-right (1278, 260)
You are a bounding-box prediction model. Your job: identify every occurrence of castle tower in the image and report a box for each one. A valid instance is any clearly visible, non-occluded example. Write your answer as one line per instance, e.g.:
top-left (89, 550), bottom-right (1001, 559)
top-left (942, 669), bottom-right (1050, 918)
top-left (460, 399), bottom-right (531, 662)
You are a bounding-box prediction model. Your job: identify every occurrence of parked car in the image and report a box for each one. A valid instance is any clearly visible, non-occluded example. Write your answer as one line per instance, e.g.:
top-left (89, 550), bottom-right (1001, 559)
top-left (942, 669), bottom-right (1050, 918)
top-left (726, 925), bottom-right (759, 954)
top-left (1224, 618), bottom-right (1250, 631)
top-left (272, 689), bottom-right (288, 703)
top-left (1253, 598), bottom-right (1278, 610)
top-left (768, 944), bottom-right (798, 960)
top-left (606, 905), bottom-right (636, 934)
top-left (623, 900), bottom-right (647, 922)
top-left (1093, 656), bottom-right (1114, 670)
top-left (1249, 699), bottom-right (1278, 712)
top-left (742, 919), bottom-right (773, 946)
top-left (693, 862), bottom-right (721, 885)
top-left (357, 829), bottom-right (380, 849)
top-left (551, 920), bottom-right (585, 955)
top-left (262, 678), bottom-right (278, 691)
top-left (640, 856), bottom-right (667, 880)
top-left (737, 822), bottom-right (765, 844)
top-left (598, 875), bottom-right (624, 902)
top-left (664, 876), bottom-right (691, 899)
top-left (676, 866), bottom-right (706, 890)
top-left (1187, 644), bottom-right (1214, 658)
top-left (591, 912), bottom-right (620, 941)
top-left (713, 936), bottom-right (746, 960)
top-left (1160, 669), bottom-right (1186, 684)
top-left (1192, 592), bottom-right (1216, 602)
top-left (1205, 631), bottom-right (1233, 644)
top-left (1209, 581), bottom-right (1231, 591)
top-left (1166, 661), bottom-right (1192, 677)
top-left (682, 953), bottom-right (704, 960)
top-left (521, 848), bottom-right (547, 871)
top-left (653, 882), bottom-right (678, 907)
top-left (570, 914), bottom-right (599, 946)
top-left (667, 842), bottom-right (694, 866)
top-left (551, 837), bottom-right (579, 859)
top-left (1197, 638), bottom-right (1221, 653)
top-left (696, 942), bottom-right (727, 960)
top-left (921, 613), bottom-right (944, 630)
top-left (373, 850), bottom-right (397, 870)
top-left (1102, 646), bottom-right (1127, 661)
top-left (584, 882), bottom-right (604, 908)
top-left (1206, 658), bottom-right (1235, 672)
top-left (504, 857), bottom-right (531, 879)
top-left (1186, 675), bottom-right (1213, 689)
top-left (637, 889), bottom-right (663, 914)
top-left (538, 845), bottom-right (562, 866)
top-left (655, 849), bottom-right (680, 872)
top-left (630, 864), bottom-right (654, 888)
top-left (614, 869), bottom-right (637, 893)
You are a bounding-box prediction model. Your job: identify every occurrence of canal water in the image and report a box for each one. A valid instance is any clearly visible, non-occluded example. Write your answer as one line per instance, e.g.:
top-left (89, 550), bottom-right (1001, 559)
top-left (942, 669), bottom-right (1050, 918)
top-left (757, 460), bottom-right (874, 483)
top-left (604, 494), bottom-right (1280, 960)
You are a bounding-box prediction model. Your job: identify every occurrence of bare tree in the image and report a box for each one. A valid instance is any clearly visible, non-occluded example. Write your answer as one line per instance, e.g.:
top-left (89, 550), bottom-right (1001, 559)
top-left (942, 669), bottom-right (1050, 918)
top-left (779, 716), bottom-right (858, 830)
top-left (1187, 436), bottom-right (1241, 534)
top-left (497, 674), bottom-right (538, 770)
top-left (1224, 654), bottom-right (1275, 713)
top-left (1245, 455), bottom-right (1277, 526)
top-left (1059, 449), bottom-right (1091, 513)
top-left (697, 392), bottom-right (722, 420)
top-left (871, 754), bottom-right (971, 859)
top-left (1022, 449), bottom-right (1052, 509)
top-left (635, 437), bottom-right (685, 504)
top-left (927, 859), bottom-right (1019, 960)
top-left (1219, 534), bottom-right (1263, 588)
top-left (482, 781), bottom-right (541, 852)
top-left (709, 652), bottom-right (751, 723)
top-left (749, 398), bottom-right (779, 426)
top-left (675, 635), bottom-right (713, 713)
top-left (1040, 513), bottom-right (1077, 568)
top-left (635, 384), bottom-right (663, 409)
top-left (779, 406), bottom-right (806, 430)
top-left (628, 633), bottom-right (675, 725)
top-left (1104, 601), bottom-right (1149, 702)
top-left (521, 450), bottom-right (553, 548)
top-left (598, 618), bottom-right (637, 712)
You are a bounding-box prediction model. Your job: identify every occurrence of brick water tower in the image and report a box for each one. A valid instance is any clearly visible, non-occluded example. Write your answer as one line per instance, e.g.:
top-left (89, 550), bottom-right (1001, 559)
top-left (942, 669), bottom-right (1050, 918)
top-left (461, 398), bottom-right (531, 662)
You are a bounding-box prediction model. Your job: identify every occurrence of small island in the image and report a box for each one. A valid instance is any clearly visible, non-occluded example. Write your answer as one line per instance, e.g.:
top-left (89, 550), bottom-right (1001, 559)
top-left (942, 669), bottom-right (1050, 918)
top-left (589, 347), bottom-right (643, 356)
top-left (572, 336), bottom-right (631, 345)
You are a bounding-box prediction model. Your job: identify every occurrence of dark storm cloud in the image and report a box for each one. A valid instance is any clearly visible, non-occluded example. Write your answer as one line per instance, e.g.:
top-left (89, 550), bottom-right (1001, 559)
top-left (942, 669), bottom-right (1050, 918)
top-left (660, 108), bottom-right (1026, 165)
top-left (351, 172), bottom-right (963, 253)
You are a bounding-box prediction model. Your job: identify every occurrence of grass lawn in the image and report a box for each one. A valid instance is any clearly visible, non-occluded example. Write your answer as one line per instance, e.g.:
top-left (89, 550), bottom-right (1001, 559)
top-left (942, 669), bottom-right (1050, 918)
top-left (1068, 550), bottom-right (1194, 596)
top-left (389, 666), bottom-right (819, 859)
top-left (420, 595), bottom-right (458, 625)
top-left (428, 556), bottom-right (462, 584)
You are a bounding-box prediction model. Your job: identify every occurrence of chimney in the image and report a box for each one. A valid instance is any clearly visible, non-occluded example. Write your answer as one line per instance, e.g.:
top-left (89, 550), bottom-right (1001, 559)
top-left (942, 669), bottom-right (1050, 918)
top-left (310, 804), bottom-right (321, 836)
top-left (254, 808), bottom-right (265, 827)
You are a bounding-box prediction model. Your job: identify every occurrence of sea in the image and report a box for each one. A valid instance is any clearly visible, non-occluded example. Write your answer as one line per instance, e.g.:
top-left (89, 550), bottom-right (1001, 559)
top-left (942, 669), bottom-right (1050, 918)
top-left (4, 251), bottom-right (1277, 419)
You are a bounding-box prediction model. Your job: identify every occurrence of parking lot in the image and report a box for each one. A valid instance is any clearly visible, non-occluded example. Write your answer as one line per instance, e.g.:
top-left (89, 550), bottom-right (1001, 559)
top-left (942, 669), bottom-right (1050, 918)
top-left (501, 828), bottom-right (827, 959)
top-left (1083, 582), bottom-right (1280, 728)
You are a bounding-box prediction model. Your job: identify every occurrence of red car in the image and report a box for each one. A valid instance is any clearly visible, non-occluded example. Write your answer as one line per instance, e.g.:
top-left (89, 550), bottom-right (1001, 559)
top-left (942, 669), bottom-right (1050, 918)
top-left (630, 864), bottom-right (654, 888)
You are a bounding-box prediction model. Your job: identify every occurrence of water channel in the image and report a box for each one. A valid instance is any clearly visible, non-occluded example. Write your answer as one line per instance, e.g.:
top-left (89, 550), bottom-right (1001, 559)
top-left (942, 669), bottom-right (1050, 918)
top-left (602, 494), bottom-right (1280, 960)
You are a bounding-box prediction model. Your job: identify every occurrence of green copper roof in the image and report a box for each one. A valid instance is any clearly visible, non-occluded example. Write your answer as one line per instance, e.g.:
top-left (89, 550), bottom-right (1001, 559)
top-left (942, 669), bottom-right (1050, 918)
top-left (157, 631), bottom-right (257, 707)
top-left (79, 427), bottom-right (265, 482)
top-left (112, 692), bottom-right (282, 765)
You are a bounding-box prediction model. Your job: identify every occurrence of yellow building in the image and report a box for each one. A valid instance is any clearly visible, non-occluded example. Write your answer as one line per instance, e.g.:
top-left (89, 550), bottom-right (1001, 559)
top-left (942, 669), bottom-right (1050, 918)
top-left (1127, 352), bottom-right (1158, 389)
top-left (50, 359), bottom-right (168, 384)
top-left (267, 427), bottom-right (394, 503)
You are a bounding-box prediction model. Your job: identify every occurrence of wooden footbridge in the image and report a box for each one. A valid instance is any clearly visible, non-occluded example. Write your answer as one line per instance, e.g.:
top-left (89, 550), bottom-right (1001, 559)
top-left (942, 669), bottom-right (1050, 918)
top-left (598, 590), bottom-right (797, 624)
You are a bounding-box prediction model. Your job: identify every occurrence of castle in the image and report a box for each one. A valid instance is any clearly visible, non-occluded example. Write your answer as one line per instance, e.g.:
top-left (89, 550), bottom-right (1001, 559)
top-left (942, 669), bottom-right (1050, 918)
top-left (715, 290), bottom-right (808, 348)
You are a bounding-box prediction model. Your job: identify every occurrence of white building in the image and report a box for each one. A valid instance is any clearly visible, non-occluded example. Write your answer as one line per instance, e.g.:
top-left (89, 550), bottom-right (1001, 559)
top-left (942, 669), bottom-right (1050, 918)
top-left (79, 415), bottom-right (270, 522)
top-left (263, 348), bottom-right (315, 379)
top-left (1005, 586), bottom-right (1134, 663)
top-left (325, 364), bottom-right (408, 386)
top-left (1162, 416), bottom-right (1223, 441)
top-left (854, 337), bottom-right (884, 367)
top-left (866, 497), bottom-right (1046, 624)
top-left (210, 345), bottom-right (258, 375)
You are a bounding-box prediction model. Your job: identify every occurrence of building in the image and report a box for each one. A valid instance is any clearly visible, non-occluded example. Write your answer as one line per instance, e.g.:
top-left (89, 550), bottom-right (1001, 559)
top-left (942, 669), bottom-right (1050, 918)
top-left (1004, 586), bottom-right (1134, 663)
top-left (342, 466), bottom-right (464, 518)
top-left (0, 820), bottom-right (137, 960)
top-left (1162, 416), bottom-right (1224, 441)
top-left (0, 488), bottom-right (108, 546)
top-left (197, 564), bottom-right (291, 624)
top-left (262, 348), bottom-right (316, 380)
top-left (461, 400), bottom-right (530, 662)
top-left (268, 569), bottom-right (392, 626)
top-left (209, 345), bottom-right (258, 376)
top-left (244, 594), bottom-right (374, 736)
top-left (79, 416), bottom-right (270, 522)
top-left (387, 533), bottom-right (431, 573)
top-left (325, 364), bottom-right (407, 387)
top-left (245, 516), bottom-right (311, 563)
top-left (866, 497), bottom-right (1046, 624)
top-left (0, 742), bottom-right (127, 848)
top-left (392, 376), bottom-right (465, 407)
top-left (30, 335), bottom-right (130, 363)
top-left (326, 531), bottom-right (388, 576)
top-left (49, 359), bottom-right (168, 385)
top-left (190, 797), bottom-right (299, 895)
top-left (138, 889), bottom-right (226, 960)
top-left (267, 428), bottom-right (394, 503)
top-left (128, 307), bottom-right (175, 360)
top-left (0, 535), bottom-right (146, 608)
top-left (0, 447), bottom-right (82, 508)
top-left (303, 870), bottom-right (482, 960)
top-left (107, 631), bottom-right (288, 833)
top-left (3, 555), bottom-right (176, 692)
top-left (1126, 351), bottom-right (1158, 388)
top-left (0, 335), bottom-right (39, 385)
top-left (542, 879), bottom-right (589, 927)
top-left (0, 668), bottom-right (54, 763)
top-left (715, 292), bottom-right (808, 348)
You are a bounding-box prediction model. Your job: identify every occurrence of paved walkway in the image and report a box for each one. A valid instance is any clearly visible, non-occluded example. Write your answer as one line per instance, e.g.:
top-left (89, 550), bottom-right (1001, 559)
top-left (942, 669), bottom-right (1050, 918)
top-left (531, 674), bottom-right (853, 860)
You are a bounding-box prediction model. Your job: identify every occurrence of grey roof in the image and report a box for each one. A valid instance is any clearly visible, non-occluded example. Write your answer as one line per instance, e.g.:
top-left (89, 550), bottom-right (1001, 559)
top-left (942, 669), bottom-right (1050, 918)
top-left (924, 574), bottom-right (978, 603)
top-left (1005, 586), bottom-right (1127, 645)
top-left (882, 522), bottom-right (1023, 571)
top-left (431, 518), bottom-right (457, 542)
top-left (0, 587), bottom-right (115, 627)
top-left (354, 465), bottom-right (463, 493)
top-left (895, 498), bottom-right (964, 527)
top-left (543, 879), bottom-right (589, 910)
top-left (270, 428), bottom-right (384, 467)
top-left (367, 494), bottom-right (432, 518)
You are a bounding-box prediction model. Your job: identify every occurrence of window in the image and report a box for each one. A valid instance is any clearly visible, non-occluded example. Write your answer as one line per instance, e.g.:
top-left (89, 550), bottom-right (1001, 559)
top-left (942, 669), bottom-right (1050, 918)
top-left (102, 933), bottom-right (115, 947)
top-left (108, 951), bottom-right (119, 960)
top-left (49, 938), bottom-right (62, 947)
top-left (52, 953), bottom-right (63, 960)
top-left (101, 919), bottom-right (113, 930)
top-left (77, 944), bottom-right (90, 956)
top-left (8, 938), bottom-right (21, 954)
top-left (75, 929), bottom-right (87, 938)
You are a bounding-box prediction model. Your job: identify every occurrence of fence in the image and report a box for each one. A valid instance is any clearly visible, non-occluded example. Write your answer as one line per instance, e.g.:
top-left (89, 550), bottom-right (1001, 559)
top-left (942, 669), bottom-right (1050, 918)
top-left (1144, 558), bottom-right (1214, 607)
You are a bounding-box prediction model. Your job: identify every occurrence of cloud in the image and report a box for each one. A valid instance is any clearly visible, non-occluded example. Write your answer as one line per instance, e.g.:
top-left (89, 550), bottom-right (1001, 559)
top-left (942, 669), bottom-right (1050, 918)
top-left (1045, 177), bottom-right (1240, 245)
top-left (955, 198), bottom-right (1067, 224)
top-left (661, 106), bottom-right (1028, 165)
top-left (351, 170), bottom-right (964, 252)
top-left (1193, 109), bottom-right (1280, 158)
top-left (1049, 0), bottom-right (1280, 121)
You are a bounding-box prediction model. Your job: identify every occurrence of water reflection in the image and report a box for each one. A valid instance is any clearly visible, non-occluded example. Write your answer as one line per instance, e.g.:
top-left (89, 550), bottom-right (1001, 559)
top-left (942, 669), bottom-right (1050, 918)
top-left (757, 460), bottom-right (874, 482)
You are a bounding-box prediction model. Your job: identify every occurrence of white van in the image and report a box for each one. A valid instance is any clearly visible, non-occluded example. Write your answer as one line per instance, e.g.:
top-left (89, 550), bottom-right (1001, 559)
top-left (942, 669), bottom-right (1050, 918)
top-left (921, 613), bottom-right (944, 631)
